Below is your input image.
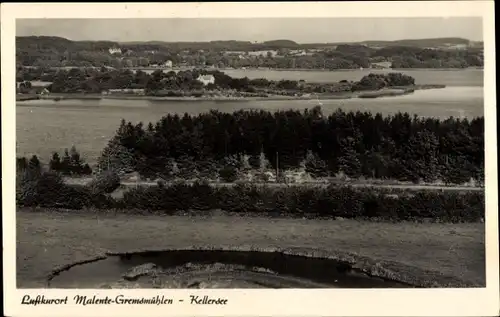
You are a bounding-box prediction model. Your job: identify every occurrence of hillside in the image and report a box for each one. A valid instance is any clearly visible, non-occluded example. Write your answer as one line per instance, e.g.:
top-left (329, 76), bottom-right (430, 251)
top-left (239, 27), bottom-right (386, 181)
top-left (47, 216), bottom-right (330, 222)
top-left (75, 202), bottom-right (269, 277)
top-left (17, 36), bottom-right (478, 52)
top-left (360, 37), bottom-right (472, 47)
top-left (16, 36), bottom-right (120, 53)
top-left (16, 35), bottom-right (483, 69)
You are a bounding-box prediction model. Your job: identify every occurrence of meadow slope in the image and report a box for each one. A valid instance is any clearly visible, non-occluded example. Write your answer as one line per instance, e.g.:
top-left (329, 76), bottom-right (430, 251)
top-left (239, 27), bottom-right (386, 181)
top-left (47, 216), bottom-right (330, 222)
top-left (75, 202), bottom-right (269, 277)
top-left (16, 209), bottom-right (485, 288)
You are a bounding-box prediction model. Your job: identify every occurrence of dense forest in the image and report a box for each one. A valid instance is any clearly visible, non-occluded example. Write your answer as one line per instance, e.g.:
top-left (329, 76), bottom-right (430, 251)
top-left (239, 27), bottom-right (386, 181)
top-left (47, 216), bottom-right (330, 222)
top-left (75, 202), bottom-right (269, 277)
top-left (16, 36), bottom-right (483, 69)
top-left (96, 107), bottom-right (484, 185)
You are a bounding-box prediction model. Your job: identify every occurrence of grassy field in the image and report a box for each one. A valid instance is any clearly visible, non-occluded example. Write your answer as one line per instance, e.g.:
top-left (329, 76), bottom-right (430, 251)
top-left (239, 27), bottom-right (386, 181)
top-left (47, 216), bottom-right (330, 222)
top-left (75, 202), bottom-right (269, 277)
top-left (16, 208), bottom-right (485, 288)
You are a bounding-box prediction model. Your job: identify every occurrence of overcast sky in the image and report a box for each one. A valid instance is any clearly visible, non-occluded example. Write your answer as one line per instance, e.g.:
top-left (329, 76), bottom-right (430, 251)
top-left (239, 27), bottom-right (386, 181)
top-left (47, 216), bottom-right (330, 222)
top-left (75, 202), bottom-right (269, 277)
top-left (16, 17), bottom-right (483, 43)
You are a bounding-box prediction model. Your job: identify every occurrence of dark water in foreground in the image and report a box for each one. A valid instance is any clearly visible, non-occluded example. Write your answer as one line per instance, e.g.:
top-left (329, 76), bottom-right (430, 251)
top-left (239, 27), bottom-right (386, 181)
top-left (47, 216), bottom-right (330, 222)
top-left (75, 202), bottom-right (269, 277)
top-left (49, 250), bottom-right (412, 289)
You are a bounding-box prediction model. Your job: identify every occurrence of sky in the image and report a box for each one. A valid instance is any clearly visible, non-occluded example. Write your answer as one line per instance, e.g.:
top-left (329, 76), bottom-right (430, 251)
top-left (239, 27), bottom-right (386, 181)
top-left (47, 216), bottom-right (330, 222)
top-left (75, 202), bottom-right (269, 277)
top-left (16, 17), bottom-right (483, 43)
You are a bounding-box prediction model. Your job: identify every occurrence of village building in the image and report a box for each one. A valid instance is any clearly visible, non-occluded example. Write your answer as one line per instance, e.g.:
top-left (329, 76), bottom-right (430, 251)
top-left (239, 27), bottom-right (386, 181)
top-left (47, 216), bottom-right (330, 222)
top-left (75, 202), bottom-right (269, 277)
top-left (371, 61), bottom-right (392, 69)
top-left (103, 88), bottom-right (145, 95)
top-left (247, 50), bottom-right (278, 57)
top-left (196, 74), bottom-right (216, 86)
top-left (289, 49), bottom-right (308, 56)
top-left (224, 51), bottom-right (247, 56)
top-left (164, 60), bottom-right (173, 68)
top-left (108, 47), bottom-right (122, 55)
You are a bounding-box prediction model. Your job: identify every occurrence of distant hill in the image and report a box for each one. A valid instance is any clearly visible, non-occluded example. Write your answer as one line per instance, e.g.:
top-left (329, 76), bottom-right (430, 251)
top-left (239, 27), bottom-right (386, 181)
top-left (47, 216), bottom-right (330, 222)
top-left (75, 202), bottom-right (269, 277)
top-left (16, 36), bottom-right (302, 52)
top-left (359, 37), bottom-right (472, 48)
top-left (16, 36), bottom-right (480, 53)
top-left (16, 36), bottom-right (120, 52)
top-left (303, 38), bottom-right (476, 49)
top-left (261, 39), bottom-right (299, 48)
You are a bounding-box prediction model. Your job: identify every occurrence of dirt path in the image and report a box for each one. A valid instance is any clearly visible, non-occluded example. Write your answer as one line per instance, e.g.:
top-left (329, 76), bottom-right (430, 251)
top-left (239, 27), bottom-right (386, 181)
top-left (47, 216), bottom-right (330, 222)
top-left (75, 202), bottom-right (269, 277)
top-left (64, 177), bottom-right (483, 192)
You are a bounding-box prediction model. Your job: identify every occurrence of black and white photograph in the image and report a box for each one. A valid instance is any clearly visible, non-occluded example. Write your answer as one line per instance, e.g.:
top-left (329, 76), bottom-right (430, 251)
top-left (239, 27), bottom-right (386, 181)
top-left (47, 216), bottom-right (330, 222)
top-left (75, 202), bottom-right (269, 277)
top-left (2, 2), bottom-right (498, 317)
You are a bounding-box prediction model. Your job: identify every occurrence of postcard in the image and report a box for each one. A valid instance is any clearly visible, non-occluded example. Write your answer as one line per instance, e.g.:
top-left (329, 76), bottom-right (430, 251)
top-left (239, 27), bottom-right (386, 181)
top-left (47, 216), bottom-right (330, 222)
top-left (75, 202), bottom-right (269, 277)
top-left (2, 1), bottom-right (498, 316)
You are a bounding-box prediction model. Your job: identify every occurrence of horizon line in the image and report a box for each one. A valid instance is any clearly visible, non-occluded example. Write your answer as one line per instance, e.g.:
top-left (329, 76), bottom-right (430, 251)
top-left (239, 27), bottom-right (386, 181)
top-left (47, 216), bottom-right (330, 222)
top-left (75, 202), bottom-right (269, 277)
top-left (16, 35), bottom-right (483, 45)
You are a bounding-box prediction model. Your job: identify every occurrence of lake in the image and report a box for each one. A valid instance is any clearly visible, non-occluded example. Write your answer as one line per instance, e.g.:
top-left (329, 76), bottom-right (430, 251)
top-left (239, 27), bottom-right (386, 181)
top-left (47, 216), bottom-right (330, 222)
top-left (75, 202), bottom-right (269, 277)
top-left (49, 250), bottom-right (411, 288)
top-left (140, 68), bottom-right (484, 87)
top-left (222, 68), bottom-right (484, 87)
top-left (16, 69), bottom-right (484, 164)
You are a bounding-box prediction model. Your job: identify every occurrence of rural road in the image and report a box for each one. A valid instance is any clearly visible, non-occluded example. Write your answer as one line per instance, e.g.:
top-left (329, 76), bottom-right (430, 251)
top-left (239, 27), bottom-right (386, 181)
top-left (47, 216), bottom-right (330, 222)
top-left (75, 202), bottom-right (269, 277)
top-left (64, 178), bottom-right (483, 192)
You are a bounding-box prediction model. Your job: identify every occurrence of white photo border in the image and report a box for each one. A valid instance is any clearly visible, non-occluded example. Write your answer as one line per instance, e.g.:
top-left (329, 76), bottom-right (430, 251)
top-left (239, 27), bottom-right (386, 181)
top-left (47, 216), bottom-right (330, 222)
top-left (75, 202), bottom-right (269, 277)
top-left (2, 2), bottom-right (498, 316)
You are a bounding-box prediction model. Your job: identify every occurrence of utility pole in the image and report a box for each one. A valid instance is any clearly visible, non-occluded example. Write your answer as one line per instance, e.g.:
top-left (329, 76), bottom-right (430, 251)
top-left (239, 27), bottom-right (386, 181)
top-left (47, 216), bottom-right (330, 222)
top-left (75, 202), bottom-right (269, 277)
top-left (276, 151), bottom-right (279, 183)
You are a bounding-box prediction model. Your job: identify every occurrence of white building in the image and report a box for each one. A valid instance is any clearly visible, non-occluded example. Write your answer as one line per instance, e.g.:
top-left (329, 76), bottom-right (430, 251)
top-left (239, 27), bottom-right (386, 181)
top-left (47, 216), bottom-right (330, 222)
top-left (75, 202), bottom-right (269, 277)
top-left (108, 47), bottom-right (122, 55)
top-left (248, 50), bottom-right (278, 57)
top-left (106, 88), bottom-right (145, 95)
top-left (197, 75), bottom-right (215, 86)
top-left (164, 60), bottom-right (173, 68)
top-left (289, 49), bottom-right (307, 56)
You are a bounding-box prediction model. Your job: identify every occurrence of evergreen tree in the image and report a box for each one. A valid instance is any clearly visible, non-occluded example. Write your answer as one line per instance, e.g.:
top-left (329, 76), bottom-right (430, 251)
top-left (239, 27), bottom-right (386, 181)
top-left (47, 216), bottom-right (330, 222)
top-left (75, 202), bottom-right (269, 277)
top-left (258, 151), bottom-right (270, 171)
top-left (61, 149), bottom-right (72, 175)
top-left (97, 137), bottom-right (136, 174)
top-left (49, 152), bottom-right (61, 172)
top-left (404, 130), bottom-right (440, 183)
top-left (304, 150), bottom-right (328, 178)
top-left (17, 157), bottom-right (28, 171)
top-left (82, 163), bottom-right (93, 175)
top-left (69, 145), bottom-right (84, 174)
top-left (28, 155), bottom-right (41, 172)
top-left (337, 138), bottom-right (362, 178)
top-left (443, 155), bottom-right (475, 185)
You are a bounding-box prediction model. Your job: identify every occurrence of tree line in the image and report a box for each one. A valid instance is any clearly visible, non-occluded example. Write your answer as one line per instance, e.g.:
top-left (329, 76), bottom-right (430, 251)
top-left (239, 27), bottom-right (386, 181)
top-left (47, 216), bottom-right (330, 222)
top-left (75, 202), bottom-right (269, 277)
top-left (17, 36), bottom-right (483, 70)
top-left (98, 107), bottom-right (484, 185)
top-left (17, 146), bottom-right (92, 176)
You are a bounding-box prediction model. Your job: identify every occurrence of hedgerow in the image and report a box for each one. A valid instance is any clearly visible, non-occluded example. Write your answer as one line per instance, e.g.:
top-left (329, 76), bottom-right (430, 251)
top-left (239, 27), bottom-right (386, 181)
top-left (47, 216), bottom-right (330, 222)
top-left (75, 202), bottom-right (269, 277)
top-left (17, 174), bottom-right (484, 222)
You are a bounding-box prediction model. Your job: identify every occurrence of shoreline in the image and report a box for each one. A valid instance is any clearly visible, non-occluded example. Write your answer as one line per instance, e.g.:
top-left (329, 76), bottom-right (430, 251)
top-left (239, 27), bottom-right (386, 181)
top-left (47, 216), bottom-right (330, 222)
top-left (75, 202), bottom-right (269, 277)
top-left (17, 210), bottom-right (485, 288)
top-left (21, 66), bottom-right (484, 72)
top-left (220, 67), bottom-right (483, 73)
top-left (16, 84), bottom-right (446, 103)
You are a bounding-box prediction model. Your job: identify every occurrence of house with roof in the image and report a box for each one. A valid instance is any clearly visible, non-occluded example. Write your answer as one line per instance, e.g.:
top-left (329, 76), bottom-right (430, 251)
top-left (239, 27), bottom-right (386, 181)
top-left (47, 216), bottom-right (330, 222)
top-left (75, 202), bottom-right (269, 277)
top-left (197, 74), bottom-right (215, 86)
top-left (164, 60), bottom-right (173, 68)
top-left (108, 47), bottom-right (122, 55)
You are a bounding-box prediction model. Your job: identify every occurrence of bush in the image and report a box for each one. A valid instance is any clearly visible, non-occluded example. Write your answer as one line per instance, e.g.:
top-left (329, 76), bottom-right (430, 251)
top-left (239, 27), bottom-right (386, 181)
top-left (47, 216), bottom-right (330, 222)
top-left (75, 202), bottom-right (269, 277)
top-left (219, 166), bottom-right (238, 183)
top-left (17, 171), bottom-right (64, 206)
top-left (88, 170), bottom-right (121, 194)
top-left (15, 171), bottom-right (105, 209)
top-left (16, 172), bottom-right (485, 223)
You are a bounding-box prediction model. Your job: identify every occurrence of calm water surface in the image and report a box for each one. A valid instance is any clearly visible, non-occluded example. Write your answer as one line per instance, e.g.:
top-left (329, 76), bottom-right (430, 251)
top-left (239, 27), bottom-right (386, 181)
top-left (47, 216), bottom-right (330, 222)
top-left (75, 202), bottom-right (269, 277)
top-left (16, 70), bottom-right (484, 164)
top-left (140, 68), bottom-right (483, 87)
top-left (222, 68), bottom-right (484, 87)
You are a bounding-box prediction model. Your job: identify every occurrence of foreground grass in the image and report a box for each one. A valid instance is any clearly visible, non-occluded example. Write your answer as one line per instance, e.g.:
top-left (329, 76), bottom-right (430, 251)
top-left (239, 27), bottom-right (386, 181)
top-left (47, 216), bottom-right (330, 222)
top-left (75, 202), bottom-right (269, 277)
top-left (16, 208), bottom-right (485, 288)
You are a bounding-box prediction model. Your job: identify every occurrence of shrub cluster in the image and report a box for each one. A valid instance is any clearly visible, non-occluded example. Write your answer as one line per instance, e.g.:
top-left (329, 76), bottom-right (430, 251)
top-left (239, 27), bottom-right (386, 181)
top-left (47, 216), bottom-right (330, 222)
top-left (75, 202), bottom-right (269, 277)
top-left (17, 175), bottom-right (484, 223)
top-left (16, 170), bottom-right (114, 209)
